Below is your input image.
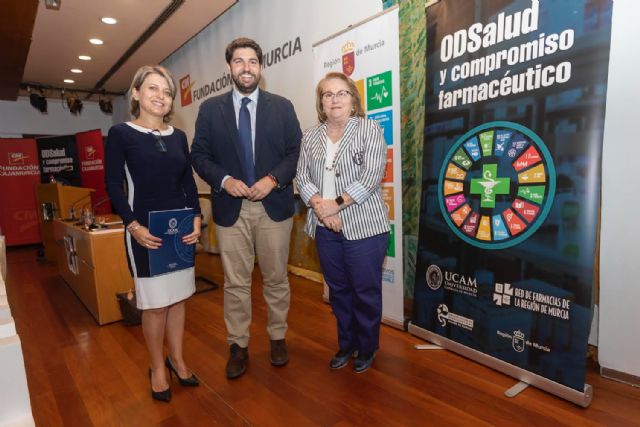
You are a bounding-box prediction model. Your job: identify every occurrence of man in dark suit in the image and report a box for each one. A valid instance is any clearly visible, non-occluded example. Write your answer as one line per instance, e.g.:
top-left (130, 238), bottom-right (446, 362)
top-left (191, 37), bottom-right (302, 379)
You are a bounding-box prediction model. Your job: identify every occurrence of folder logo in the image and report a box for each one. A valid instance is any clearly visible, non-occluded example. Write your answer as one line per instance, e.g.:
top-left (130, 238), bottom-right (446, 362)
top-left (8, 152), bottom-right (27, 165)
top-left (180, 74), bottom-right (195, 107)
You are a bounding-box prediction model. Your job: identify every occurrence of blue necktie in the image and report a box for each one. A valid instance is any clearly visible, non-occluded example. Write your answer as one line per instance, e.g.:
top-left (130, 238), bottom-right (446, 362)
top-left (238, 97), bottom-right (255, 186)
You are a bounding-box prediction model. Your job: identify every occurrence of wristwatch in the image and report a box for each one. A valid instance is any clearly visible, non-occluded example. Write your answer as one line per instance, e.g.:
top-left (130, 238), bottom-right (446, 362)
top-left (335, 195), bottom-right (344, 206)
top-left (267, 173), bottom-right (280, 189)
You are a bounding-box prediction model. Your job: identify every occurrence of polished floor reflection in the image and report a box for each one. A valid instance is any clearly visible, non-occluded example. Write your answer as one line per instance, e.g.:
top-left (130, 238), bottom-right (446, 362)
top-left (4, 246), bottom-right (639, 426)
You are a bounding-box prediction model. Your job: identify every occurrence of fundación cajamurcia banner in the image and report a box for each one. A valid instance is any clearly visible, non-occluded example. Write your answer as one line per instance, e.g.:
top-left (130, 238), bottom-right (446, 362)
top-left (410, 0), bottom-right (612, 404)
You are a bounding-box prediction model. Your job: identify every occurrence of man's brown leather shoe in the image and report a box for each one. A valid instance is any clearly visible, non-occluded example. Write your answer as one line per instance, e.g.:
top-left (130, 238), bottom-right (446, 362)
top-left (226, 343), bottom-right (248, 379)
top-left (270, 339), bottom-right (288, 366)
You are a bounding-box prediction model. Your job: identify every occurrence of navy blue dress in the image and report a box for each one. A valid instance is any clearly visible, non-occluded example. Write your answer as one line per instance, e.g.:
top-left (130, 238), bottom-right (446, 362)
top-left (105, 122), bottom-right (201, 309)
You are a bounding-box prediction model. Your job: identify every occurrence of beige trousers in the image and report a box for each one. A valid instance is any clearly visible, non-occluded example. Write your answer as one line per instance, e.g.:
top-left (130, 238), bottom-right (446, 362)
top-left (215, 200), bottom-right (292, 347)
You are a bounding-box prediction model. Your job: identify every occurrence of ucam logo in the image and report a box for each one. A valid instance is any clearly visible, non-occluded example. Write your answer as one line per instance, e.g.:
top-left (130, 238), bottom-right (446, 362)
top-left (426, 265), bottom-right (443, 290)
top-left (444, 271), bottom-right (477, 287)
top-left (165, 217), bottom-right (180, 235)
top-left (426, 266), bottom-right (478, 297)
top-left (180, 74), bottom-right (194, 107)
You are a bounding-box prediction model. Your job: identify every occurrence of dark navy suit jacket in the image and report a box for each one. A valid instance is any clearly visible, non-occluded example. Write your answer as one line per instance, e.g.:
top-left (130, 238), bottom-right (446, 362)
top-left (191, 89), bottom-right (302, 227)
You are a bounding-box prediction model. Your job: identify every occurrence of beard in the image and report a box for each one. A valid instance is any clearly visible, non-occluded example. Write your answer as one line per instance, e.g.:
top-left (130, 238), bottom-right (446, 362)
top-left (231, 71), bottom-right (260, 94)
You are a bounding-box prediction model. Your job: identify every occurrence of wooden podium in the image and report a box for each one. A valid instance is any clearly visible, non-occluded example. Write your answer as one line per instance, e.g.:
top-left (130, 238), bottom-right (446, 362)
top-left (36, 184), bottom-right (94, 262)
top-left (52, 217), bottom-right (133, 325)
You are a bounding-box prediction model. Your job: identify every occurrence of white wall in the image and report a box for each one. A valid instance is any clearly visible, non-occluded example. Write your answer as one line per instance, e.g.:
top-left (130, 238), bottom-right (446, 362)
top-left (160, 0), bottom-right (382, 192)
top-left (599, 1), bottom-right (640, 379)
top-left (0, 96), bottom-right (113, 137)
top-left (163, 0), bottom-right (382, 135)
top-left (111, 94), bottom-right (130, 127)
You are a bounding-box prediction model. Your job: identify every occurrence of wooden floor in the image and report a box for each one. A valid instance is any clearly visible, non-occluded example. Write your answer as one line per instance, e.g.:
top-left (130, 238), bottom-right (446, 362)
top-left (4, 246), bottom-right (640, 427)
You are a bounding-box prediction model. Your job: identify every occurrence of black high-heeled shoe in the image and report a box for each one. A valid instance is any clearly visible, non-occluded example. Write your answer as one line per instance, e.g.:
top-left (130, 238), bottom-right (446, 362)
top-left (165, 356), bottom-right (199, 387)
top-left (148, 368), bottom-right (171, 402)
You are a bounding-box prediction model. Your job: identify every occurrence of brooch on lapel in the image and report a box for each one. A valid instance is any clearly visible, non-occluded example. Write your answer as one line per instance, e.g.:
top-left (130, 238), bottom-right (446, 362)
top-left (352, 151), bottom-right (364, 165)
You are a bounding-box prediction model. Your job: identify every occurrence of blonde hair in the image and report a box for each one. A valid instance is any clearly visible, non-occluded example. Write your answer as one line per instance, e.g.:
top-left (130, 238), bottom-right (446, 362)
top-left (129, 65), bottom-right (177, 123)
top-left (315, 71), bottom-right (365, 123)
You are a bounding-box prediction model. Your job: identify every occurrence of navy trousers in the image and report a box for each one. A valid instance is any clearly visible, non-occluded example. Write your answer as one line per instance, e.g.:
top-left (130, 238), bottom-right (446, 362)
top-left (315, 227), bottom-right (389, 355)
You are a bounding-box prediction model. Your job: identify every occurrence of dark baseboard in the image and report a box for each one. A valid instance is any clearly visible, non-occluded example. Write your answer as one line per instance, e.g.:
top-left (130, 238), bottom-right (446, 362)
top-left (601, 366), bottom-right (640, 388)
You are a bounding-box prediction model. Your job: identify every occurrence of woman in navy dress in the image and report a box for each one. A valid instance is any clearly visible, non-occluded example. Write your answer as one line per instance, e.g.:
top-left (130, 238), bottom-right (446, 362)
top-left (105, 65), bottom-right (201, 402)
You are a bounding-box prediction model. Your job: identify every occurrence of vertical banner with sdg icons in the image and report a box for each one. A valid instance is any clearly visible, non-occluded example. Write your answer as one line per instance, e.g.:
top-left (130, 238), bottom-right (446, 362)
top-left (312, 6), bottom-right (404, 326)
top-left (410, 0), bottom-right (612, 404)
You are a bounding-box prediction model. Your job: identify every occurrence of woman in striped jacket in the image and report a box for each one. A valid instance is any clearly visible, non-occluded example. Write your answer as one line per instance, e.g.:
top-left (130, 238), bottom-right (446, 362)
top-left (296, 71), bottom-right (390, 373)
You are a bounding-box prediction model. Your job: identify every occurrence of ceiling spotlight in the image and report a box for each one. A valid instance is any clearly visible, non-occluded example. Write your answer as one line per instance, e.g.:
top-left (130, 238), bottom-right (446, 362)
top-left (89, 38), bottom-right (104, 45)
top-left (29, 88), bottom-right (48, 113)
top-left (78, 55), bottom-right (91, 61)
top-left (66, 95), bottom-right (83, 115)
top-left (101, 17), bottom-right (117, 25)
top-left (63, 79), bottom-right (75, 84)
top-left (44, 0), bottom-right (61, 10)
top-left (70, 68), bottom-right (82, 74)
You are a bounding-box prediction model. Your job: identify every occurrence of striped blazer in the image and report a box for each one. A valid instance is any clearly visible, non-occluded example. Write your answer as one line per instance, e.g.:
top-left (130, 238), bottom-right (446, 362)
top-left (296, 116), bottom-right (390, 240)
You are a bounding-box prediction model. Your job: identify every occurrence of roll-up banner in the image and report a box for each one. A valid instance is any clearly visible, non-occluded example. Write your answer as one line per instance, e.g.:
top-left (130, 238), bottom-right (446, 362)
top-left (410, 0), bottom-right (612, 407)
top-left (76, 129), bottom-right (110, 214)
top-left (313, 6), bottom-right (404, 327)
top-left (0, 138), bottom-right (42, 245)
top-left (36, 135), bottom-right (81, 186)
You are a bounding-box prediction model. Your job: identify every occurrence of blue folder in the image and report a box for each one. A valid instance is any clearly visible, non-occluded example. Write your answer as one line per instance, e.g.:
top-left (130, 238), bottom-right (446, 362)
top-left (147, 208), bottom-right (195, 276)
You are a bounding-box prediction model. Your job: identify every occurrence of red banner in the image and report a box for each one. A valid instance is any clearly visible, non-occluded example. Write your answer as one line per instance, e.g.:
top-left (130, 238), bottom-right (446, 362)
top-left (76, 129), bottom-right (111, 214)
top-left (0, 138), bottom-right (42, 245)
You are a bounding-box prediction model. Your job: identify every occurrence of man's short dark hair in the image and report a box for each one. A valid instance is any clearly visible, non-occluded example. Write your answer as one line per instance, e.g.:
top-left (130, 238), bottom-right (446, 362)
top-left (225, 37), bottom-right (263, 65)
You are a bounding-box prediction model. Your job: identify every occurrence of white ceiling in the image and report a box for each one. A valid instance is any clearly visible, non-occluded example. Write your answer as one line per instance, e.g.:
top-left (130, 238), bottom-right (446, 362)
top-left (23, 0), bottom-right (237, 95)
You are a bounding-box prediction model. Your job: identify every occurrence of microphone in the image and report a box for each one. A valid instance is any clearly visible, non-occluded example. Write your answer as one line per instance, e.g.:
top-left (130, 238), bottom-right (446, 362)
top-left (67, 193), bottom-right (92, 221)
top-left (48, 165), bottom-right (74, 185)
top-left (80, 204), bottom-right (94, 229)
top-left (91, 196), bottom-right (112, 230)
top-left (91, 195), bottom-right (111, 213)
top-left (81, 196), bottom-right (111, 230)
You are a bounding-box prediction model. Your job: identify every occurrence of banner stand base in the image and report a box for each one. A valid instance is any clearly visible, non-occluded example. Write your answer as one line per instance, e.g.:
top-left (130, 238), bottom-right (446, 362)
top-left (505, 381), bottom-right (529, 398)
top-left (408, 322), bottom-right (593, 407)
top-left (414, 344), bottom-right (443, 350)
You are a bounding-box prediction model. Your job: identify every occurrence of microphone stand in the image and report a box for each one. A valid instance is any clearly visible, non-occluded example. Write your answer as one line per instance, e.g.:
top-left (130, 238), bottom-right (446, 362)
top-left (84, 196), bottom-right (112, 231)
top-left (66, 193), bottom-right (92, 222)
top-left (79, 202), bottom-right (94, 229)
top-left (48, 165), bottom-right (74, 186)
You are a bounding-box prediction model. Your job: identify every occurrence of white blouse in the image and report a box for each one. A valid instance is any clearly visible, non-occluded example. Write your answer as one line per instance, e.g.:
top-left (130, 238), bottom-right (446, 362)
top-left (322, 134), bottom-right (341, 199)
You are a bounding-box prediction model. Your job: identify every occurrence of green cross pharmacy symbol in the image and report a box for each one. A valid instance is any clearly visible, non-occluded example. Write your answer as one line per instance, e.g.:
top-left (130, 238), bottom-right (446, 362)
top-left (469, 164), bottom-right (510, 208)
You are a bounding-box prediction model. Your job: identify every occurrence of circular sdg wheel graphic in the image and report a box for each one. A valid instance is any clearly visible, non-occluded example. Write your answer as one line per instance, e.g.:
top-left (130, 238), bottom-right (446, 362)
top-left (438, 121), bottom-right (556, 250)
top-left (174, 215), bottom-right (195, 263)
